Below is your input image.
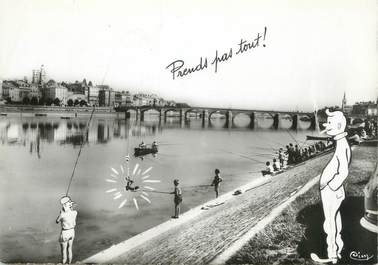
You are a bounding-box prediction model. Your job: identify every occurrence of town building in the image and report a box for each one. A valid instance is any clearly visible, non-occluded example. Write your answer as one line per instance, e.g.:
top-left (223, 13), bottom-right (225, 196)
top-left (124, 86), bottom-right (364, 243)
top-left (2, 80), bottom-right (31, 103)
top-left (114, 91), bottom-right (122, 107)
top-left (352, 101), bottom-right (378, 117)
top-left (341, 92), bottom-right (353, 114)
top-left (132, 93), bottom-right (166, 107)
top-left (1, 80), bottom-right (15, 99)
top-left (43, 80), bottom-right (68, 105)
top-left (121, 91), bottom-right (133, 106)
top-left (99, 89), bottom-right (115, 107)
top-left (367, 104), bottom-right (378, 116)
top-left (29, 84), bottom-right (42, 101)
top-left (85, 82), bottom-right (99, 106)
top-left (32, 65), bottom-right (46, 85)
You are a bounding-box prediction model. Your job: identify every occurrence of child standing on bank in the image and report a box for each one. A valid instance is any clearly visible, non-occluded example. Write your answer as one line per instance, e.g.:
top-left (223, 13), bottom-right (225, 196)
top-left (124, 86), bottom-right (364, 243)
top-left (171, 179), bottom-right (182, 218)
top-left (211, 169), bottom-right (223, 198)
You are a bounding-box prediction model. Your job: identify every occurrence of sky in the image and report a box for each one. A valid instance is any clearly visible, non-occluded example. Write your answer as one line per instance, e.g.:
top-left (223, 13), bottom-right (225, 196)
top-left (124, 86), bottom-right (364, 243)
top-left (0, 0), bottom-right (376, 111)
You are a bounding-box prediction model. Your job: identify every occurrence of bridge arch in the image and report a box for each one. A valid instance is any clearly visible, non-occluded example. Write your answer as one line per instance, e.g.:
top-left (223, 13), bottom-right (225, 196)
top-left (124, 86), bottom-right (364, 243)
top-left (232, 111), bottom-right (255, 128)
top-left (184, 109), bottom-right (203, 119)
top-left (297, 114), bottom-right (316, 130)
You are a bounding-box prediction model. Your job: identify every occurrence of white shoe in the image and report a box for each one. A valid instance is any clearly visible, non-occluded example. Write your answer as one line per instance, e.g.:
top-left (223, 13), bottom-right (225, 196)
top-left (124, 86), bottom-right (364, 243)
top-left (310, 253), bottom-right (338, 264)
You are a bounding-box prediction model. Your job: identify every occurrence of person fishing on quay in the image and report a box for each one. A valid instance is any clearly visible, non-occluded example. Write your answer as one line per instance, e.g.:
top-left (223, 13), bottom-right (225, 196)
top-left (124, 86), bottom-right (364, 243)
top-left (56, 196), bottom-right (78, 264)
top-left (171, 179), bottom-right (182, 218)
top-left (211, 169), bottom-right (223, 198)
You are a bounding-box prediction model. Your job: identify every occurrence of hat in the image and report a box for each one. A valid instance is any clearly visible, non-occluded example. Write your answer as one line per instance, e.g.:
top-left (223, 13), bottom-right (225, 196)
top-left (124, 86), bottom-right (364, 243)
top-left (60, 196), bottom-right (72, 205)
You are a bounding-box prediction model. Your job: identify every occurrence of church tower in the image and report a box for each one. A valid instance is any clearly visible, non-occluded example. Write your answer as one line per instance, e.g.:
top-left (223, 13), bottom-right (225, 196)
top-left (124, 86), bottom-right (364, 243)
top-left (342, 92), bottom-right (347, 112)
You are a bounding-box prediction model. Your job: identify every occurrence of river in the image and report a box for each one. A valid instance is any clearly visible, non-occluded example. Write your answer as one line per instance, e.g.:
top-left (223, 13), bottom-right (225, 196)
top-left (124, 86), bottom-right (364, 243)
top-left (0, 112), bottom-right (318, 262)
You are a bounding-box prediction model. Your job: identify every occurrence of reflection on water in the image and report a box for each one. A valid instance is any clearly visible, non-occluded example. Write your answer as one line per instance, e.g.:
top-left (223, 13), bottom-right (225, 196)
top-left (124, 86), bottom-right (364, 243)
top-left (0, 114), bottom-right (311, 152)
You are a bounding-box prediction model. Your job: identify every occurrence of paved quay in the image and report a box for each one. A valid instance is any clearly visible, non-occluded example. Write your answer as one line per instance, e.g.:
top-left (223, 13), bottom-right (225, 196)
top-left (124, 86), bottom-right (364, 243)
top-left (83, 152), bottom-right (333, 264)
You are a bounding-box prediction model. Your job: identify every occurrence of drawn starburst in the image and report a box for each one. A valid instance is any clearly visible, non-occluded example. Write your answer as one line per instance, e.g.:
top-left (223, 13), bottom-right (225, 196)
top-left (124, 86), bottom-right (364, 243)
top-left (105, 157), bottom-right (160, 210)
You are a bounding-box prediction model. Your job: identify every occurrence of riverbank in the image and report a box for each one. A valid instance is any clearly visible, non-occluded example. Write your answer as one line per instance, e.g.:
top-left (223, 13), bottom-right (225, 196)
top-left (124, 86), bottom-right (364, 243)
top-left (0, 104), bottom-right (118, 117)
top-left (226, 145), bottom-right (377, 265)
top-left (82, 150), bottom-right (334, 264)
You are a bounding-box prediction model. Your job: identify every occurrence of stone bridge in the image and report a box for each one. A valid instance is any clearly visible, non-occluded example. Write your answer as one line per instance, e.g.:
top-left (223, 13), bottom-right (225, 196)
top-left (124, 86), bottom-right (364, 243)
top-left (115, 106), bottom-right (317, 130)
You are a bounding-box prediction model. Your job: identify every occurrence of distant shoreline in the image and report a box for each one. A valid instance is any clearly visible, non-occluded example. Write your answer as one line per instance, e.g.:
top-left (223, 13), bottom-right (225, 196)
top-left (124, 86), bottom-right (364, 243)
top-left (0, 104), bottom-right (118, 117)
top-left (0, 104), bottom-right (114, 112)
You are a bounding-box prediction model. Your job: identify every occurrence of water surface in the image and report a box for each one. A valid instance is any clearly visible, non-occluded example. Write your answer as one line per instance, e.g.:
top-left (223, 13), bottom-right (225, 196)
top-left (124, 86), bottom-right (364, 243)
top-left (0, 112), bottom-right (316, 262)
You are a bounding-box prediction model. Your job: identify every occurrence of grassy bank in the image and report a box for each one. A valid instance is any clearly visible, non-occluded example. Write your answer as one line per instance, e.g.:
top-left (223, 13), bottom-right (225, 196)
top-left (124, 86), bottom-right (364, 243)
top-left (227, 145), bottom-right (377, 265)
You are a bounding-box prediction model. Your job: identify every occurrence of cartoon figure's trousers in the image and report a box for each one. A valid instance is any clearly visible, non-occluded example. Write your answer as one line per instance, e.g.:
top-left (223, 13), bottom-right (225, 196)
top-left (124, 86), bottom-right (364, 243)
top-left (321, 185), bottom-right (345, 259)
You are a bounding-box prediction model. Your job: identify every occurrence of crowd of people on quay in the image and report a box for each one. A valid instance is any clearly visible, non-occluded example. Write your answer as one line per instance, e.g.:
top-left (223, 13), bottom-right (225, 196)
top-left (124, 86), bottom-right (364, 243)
top-left (262, 118), bottom-right (377, 176)
top-left (262, 141), bottom-right (333, 176)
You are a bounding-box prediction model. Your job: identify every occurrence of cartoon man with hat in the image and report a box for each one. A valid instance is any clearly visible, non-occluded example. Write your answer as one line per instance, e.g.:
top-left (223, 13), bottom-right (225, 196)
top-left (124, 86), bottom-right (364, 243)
top-left (56, 196), bottom-right (78, 264)
top-left (311, 109), bottom-right (351, 264)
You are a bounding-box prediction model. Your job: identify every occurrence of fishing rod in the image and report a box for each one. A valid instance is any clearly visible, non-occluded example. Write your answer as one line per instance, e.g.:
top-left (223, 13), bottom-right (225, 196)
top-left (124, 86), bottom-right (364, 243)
top-left (218, 148), bottom-right (265, 164)
top-left (285, 129), bottom-right (300, 146)
top-left (158, 143), bottom-right (183, 146)
top-left (252, 152), bottom-right (278, 156)
top-left (249, 146), bottom-right (276, 151)
top-left (254, 133), bottom-right (286, 147)
top-left (250, 153), bottom-right (276, 158)
top-left (65, 106), bottom-right (96, 196)
top-left (144, 190), bottom-right (172, 194)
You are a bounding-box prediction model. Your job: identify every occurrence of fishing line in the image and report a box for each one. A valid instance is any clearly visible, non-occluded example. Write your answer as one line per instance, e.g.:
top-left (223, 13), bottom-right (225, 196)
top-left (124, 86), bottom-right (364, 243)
top-left (254, 131), bottom-right (287, 147)
top-left (250, 153), bottom-right (276, 158)
top-left (65, 106), bottom-right (96, 196)
top-left (248, 146), bottom-right (276, 151)
top-left (218, 148), bottom-right (265, 164)
top-left (285, 129), bottom-right (299, 145)
top-left (143, 190), bottom-right (171, 194)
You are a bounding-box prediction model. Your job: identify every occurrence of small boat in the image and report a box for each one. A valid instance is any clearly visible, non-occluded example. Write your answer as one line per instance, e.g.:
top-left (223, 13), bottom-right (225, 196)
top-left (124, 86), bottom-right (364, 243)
top-left (0, 113), bottom-right (7, 116)
top-left (35, 113), bottom-right (47, 117)
top-left (61, 116), bottom-right (71, 119)
top-left (134, 146), bottom-right (158, 157)
top-left (306, 135), bottom-right (331, 141)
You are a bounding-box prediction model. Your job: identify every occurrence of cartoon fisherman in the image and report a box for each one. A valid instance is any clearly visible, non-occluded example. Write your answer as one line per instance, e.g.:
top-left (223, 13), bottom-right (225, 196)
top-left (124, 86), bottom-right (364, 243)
top-left (56, 196), bottom-right (77, 264)
top-left (311, 109), bottom-right (351, 264)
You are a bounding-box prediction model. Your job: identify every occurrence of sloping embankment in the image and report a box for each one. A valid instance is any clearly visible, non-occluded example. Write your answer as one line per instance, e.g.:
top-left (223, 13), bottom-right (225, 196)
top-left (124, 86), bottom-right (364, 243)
top-left (83, 152), bottom-right (333, 264)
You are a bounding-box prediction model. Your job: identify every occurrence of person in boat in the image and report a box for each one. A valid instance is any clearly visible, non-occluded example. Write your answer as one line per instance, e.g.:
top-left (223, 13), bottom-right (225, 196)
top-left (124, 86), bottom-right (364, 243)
top-left (272, 158), bottom-right (281, 172)
top-left (125, 176), bottom-right (139, 191)
top-left (170, 179), bottom-right (182, 219)
top-left (139, 141), bottom-right (147, 149)
top-left (151, 141), bottom-right (158, 149)
top-left (56, 196), bottom-right (77, 264)
top-left (262, 161), bottom-right (274, 176)
top-left (211, 169), bottom-right (223, 198)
